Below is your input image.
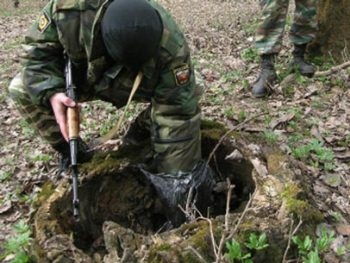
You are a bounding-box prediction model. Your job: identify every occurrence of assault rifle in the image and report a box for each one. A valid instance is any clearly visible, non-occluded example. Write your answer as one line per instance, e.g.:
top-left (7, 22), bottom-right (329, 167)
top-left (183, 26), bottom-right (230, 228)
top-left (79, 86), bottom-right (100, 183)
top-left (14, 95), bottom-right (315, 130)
top-left (65, 58), bottom-right (80, 221)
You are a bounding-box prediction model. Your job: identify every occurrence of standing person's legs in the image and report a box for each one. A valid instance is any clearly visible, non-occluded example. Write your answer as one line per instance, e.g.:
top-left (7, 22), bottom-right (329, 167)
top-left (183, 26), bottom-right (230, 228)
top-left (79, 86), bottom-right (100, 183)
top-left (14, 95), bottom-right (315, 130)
top-left (289, 0), bottom-right (317, 76)
top-left (252, 0), bottom-right (289, 97)
top-left (290, 0), bottom-right (317, 46)
top-left (255, 0), bottom-right (289, 55)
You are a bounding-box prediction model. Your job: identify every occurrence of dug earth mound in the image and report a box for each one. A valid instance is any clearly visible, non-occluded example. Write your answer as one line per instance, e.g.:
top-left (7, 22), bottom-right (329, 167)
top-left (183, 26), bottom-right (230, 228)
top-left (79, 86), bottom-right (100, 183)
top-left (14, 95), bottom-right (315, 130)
top-left (31, 120), bottom-right (327, 263)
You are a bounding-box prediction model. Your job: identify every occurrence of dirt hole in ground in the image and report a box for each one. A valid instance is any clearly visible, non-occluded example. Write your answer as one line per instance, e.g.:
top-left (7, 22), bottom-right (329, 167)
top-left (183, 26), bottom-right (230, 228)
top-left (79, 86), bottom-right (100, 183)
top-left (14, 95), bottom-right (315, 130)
top-left (34, 130), bottom-right (255, 257)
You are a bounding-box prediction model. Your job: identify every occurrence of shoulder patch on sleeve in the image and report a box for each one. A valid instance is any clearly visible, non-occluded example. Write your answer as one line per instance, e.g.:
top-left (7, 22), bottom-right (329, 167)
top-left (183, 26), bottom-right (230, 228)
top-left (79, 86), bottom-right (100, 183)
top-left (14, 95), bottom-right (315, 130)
top-left (173, 64), bottom-right (190, 86)
top-left (38, 11), bottom-right (51, 33)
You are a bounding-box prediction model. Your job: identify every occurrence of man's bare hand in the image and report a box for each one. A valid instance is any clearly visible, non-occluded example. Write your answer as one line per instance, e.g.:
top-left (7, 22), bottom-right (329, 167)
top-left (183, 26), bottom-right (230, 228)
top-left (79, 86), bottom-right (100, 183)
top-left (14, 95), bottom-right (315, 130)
top-left (50, 92), bottom-right (76, 141)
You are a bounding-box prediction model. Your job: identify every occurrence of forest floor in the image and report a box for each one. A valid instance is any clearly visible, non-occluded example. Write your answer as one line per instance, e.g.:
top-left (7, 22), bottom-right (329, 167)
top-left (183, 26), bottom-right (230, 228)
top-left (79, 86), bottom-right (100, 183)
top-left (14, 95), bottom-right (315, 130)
top-left (0, 0), bottom-right (349, 262)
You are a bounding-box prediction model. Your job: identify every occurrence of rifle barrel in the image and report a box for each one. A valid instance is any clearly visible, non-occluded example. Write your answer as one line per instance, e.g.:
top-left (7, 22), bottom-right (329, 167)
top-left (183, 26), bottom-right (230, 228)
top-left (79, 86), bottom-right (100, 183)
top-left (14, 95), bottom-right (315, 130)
top-left (72, 166), bottom-right (80, 221)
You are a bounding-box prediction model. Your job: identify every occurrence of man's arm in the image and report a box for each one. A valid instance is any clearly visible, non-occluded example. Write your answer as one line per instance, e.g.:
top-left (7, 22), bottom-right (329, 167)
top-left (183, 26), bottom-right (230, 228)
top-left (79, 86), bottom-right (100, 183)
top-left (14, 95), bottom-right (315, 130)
top-left (21, 0), bottom-right (65, 107)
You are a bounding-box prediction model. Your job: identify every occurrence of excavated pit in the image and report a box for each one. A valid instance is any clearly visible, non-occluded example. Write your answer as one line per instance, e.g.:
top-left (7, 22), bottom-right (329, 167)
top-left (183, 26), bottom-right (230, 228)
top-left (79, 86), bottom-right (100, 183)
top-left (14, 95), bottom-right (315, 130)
top-left (32, 121), bottom-right (256, 262)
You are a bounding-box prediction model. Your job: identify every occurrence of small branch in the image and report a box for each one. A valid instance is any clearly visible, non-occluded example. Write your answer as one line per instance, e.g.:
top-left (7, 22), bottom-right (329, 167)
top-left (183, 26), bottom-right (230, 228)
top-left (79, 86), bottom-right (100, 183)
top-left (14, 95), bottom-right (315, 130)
top-left (206, 112), bottom-right (267, 166)
top-left (314, 60), bottom-right (350, 77)
top-left (185, 186), bottom-right (195, 220)
top-left (227, 187), bottom-right (257, 240)
top-left (197, 216), bottom-right (219, 258)
top-left (196, 179), bottom-right (235, 261)
top-left (185, 246), bottom-right (208, 263)
top-left (282, 217), bottom-right (303, 263)
top-left (215, 178), bottom-right (235, 263)
top-left (225, 178), bottom-right (234, 231)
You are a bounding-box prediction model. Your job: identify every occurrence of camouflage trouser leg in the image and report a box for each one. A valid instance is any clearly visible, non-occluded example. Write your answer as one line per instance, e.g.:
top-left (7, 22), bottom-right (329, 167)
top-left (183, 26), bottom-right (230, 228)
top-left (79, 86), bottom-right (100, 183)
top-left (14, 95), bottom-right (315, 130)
top-left (8, 72), bottom-right (65, 147)
top-left (290, 0), bottom-right (317, 45)
top-left (255, 0), bottom-right (289, 55)
top-left (151, 101), bottom-right (201, 173)
top-left (255, 0), bottom-right (317, 55)
top-left (151, 64), bottom-right (202, 174)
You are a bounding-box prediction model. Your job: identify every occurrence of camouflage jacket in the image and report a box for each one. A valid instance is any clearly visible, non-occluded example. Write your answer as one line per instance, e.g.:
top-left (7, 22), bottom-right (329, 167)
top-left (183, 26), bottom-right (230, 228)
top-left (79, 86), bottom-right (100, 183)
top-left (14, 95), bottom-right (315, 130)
top-left (21, 0), bottom-right (190, 106)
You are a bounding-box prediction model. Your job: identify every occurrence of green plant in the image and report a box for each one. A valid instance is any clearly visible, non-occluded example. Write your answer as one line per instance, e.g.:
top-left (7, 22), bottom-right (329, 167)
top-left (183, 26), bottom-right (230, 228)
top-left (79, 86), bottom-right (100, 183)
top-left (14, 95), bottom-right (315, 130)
top-left (99, 114), bottom-right (119, 136)
top-left (219, 70), bottom-right (242, 85)
top-left (292, 229), bottom-right (334, 263)
top-left (338, 134), bottom-right (350, 148)
top-left (328, 211), bottom-right (343, 223)
top-left (291, 139), bottom-right (335, 171)
top-left (282, 84), bottom-right (296, 97)
top-left (245, 233), bottom-right (269, 250)
top-left (287, 133), bottom-right (304, 144)
top-left (292, 144), bottom-right (310, 160)
top-left (225, 239), bottom-right (252, 263)
top-left (241, 47), bottom-right (259, 63)
top-left (32, 153), bottom-right (52, 163)
top-left (335, 246), bottom-right (347, 256)
top-left (311, 56), bottom-right (333, 69)
top-left (295, 73), bottom-right (308, 85)
top-left (19, 120), bottom-right (35, 138)
top-left (262, 130), bottom-right (279, 144)
top-left (310, 99), bottom-right (326, 110)
top-left (238, 109), bottom-right (246, 122)
top-left (0, 170), bottom-right (12, 182)
top-left (225, 233), bottom-right (269, 263)
top-left (287, 120), bottom-right (298, 130)
top-left (243, 17), bottom-right (260, 35)
top-left (224, 107), bottom-right (234, 119)
top-left (263, 115), bottom-right (272, 127)
top-left (1, 220), bottom-right (32, 263)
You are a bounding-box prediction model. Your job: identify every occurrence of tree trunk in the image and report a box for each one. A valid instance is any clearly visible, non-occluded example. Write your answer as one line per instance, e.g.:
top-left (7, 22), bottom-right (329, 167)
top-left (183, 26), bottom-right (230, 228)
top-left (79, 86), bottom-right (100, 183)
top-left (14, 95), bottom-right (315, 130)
top-left (311, 0), bottom-right (350, 62)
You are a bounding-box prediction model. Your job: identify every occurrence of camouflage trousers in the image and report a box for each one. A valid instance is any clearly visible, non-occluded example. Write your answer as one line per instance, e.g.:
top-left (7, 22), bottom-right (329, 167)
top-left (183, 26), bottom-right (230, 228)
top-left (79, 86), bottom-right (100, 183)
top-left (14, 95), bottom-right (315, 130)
top-left (255, 0), bottom-right (318, 55)
top-left (8, 68), bottom-right (205, 174)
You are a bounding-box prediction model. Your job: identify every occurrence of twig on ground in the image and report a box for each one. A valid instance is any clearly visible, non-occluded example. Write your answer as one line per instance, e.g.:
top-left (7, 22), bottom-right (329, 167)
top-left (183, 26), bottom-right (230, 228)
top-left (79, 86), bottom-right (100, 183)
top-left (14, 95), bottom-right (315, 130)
top-left (185, 246), bottom-right (208, 263)
top-left (195, 179), bottom-right (256, 263)
top-left (226, 186), bottom-right (257, 240)
top-left (178, 187), bottom-right (204, 223)
top-left (282, 217), bottom-right (303, 263)
top-left (215, 178), bottom-right (235, 263)
top-left (185, 186), bottom-right (196, 220)
top-left (314, 60), bottom-right (350, 77)
top-left (225, 178), bottom-right (234, 231)
top-left (198, 216), bottom-right (219, 258)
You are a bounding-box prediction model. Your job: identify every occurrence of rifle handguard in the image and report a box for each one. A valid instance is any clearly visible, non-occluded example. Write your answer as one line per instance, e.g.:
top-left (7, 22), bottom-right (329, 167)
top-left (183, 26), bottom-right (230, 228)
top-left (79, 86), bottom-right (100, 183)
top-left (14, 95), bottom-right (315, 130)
top-left (67, 107), bottom-right (79, 139)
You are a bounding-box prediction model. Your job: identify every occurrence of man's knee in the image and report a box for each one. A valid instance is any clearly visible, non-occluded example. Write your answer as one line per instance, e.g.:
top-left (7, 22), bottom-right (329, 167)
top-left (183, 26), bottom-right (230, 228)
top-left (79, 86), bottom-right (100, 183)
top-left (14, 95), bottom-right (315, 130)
top-left (8, 73), bottom-right (29, 105)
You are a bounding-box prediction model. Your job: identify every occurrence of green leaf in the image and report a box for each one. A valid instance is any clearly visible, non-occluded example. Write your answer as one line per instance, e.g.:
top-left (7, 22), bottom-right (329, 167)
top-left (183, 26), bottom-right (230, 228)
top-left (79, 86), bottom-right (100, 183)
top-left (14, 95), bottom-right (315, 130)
top-left (225, 239), bottom-right (242, 261)
top-left (245, 233), bottom-right (269, 250)
top-left (304, 250), bottom-right (321, 263)
top-left (316, 230), bottom-right (334, 252)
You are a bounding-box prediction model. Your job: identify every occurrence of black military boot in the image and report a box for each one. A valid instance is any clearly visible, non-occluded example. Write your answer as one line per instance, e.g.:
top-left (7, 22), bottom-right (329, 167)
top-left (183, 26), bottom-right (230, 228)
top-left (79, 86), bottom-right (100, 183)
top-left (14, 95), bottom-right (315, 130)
top-left (251, 54), bottom-right (277, 98)
top-left (290, 44), bottom-right (315, 77)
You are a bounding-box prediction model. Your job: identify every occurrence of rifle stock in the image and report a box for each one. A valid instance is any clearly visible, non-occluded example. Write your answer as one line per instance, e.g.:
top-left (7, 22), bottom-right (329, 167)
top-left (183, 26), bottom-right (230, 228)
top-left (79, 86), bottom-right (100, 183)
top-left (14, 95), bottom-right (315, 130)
top-left (65, 58), bottom-right (80, 221)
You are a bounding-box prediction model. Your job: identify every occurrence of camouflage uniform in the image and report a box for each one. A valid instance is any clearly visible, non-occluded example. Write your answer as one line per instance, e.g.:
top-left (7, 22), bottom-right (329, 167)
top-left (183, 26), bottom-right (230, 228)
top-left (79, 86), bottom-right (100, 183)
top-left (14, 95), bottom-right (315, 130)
top-left (255, 0), bottom-right (318, 55)
top-left (9, 0), bottom-right (203, 174)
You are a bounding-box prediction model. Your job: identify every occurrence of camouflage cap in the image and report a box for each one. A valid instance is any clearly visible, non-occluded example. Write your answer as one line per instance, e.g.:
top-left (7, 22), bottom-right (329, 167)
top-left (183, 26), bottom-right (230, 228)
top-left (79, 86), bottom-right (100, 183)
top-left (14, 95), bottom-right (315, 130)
top-left (101, 0), bottom-right (163, 70)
